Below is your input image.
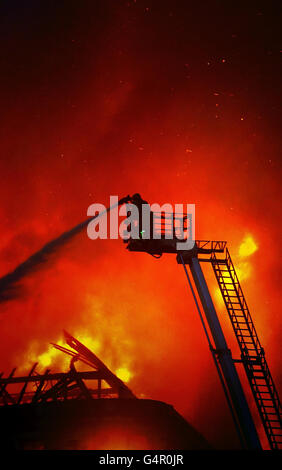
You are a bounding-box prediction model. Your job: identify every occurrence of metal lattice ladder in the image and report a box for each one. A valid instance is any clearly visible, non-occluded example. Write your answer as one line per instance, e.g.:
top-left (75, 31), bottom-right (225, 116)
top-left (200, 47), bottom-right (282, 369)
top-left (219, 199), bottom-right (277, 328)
top-left (211, 248), bottom-right (282, 449)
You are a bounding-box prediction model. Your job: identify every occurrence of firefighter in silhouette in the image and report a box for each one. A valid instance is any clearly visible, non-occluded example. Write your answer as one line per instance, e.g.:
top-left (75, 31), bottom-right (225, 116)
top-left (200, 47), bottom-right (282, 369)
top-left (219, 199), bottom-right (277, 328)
top-left (127, 193), bottom-right (152, 240)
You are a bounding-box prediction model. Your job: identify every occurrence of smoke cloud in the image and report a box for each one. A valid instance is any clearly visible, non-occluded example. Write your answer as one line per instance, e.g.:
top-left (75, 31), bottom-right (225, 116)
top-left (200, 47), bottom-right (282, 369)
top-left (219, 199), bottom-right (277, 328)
top-left (0, 1), bottom-right (281, 449)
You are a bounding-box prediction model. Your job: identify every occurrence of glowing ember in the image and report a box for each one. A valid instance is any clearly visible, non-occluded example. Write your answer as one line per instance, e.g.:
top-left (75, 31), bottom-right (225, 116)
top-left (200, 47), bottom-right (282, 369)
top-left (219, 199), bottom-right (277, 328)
top-left (38, 344), bottom-right (63, 368)
top-left (239, 235), bottom-right (258, 258)
top-left (75, 334), bottom-right (101, 355)
top-left (115, 367), bottom-right (133, 383)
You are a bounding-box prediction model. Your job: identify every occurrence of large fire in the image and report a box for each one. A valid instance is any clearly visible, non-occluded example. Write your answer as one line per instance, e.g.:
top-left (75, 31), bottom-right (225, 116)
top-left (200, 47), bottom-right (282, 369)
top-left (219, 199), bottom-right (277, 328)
top-left (0, 1), bottom-right (281, 450)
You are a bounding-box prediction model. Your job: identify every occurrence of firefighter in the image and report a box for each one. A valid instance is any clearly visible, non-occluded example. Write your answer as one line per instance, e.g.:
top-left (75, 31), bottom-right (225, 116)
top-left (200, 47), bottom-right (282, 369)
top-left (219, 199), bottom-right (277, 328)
top-left (128, 193), bottom-right (151, 239)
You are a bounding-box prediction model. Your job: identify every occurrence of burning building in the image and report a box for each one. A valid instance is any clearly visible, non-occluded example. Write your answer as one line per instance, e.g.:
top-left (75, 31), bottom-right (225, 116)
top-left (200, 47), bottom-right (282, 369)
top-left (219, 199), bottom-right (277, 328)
top-left (0, 0), bottom-right (281, 451)
top-left (0, 331), bottom-right (209, 450)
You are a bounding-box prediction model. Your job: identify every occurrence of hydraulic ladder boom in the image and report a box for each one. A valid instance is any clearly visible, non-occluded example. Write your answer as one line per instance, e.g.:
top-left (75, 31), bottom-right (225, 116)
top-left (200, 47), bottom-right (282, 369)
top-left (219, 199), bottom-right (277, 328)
top-left (125, 197), bottom-right (281, 449)
top-left (211, 247), bottom-right (282, 450)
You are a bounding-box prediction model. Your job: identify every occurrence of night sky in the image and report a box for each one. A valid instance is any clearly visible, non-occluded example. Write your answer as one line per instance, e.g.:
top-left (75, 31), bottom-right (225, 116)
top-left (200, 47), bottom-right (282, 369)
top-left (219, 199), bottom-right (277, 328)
top-left (0, 1), bottom-right (281, 449)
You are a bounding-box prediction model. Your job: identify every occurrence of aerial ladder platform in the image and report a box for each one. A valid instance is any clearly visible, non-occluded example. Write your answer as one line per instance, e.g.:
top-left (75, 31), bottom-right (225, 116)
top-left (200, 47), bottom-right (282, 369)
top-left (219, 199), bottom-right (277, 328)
top-left (124, 198), bottom-right (282, 450)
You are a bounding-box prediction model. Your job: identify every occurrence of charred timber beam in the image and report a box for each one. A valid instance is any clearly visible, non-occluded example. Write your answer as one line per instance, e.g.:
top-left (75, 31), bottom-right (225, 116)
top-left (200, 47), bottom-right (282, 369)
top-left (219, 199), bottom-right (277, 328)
top-left (17, 363), bottom-right (38, 404)
top-left (0, 370), bottom-right (104, 385)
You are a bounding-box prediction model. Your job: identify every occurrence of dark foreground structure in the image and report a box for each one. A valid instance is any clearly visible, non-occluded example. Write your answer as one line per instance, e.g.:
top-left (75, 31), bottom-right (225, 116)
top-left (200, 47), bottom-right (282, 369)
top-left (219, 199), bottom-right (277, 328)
top-left (0, 398), bottom-right (209, 450)
top-left (0, 331), bottom-right (209, 450)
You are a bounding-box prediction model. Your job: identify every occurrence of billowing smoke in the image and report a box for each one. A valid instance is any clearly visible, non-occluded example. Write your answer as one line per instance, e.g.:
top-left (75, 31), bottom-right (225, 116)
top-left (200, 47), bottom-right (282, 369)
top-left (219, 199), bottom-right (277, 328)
top-left (0, 1), bottom-right (280, 449)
